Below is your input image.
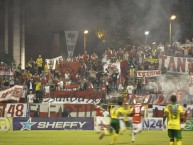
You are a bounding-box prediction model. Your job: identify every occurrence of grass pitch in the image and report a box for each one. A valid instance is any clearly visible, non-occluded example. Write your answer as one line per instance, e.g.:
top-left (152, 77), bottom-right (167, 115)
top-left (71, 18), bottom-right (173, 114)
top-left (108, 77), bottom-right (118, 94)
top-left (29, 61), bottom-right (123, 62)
top-left (0, 130), bottom-right (192, 145)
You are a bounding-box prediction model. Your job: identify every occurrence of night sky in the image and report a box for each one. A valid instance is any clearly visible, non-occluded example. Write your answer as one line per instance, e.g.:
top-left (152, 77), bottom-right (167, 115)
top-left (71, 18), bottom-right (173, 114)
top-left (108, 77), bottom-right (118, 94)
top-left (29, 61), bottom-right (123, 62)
top-left (24, 0), bottom-right (193, 60)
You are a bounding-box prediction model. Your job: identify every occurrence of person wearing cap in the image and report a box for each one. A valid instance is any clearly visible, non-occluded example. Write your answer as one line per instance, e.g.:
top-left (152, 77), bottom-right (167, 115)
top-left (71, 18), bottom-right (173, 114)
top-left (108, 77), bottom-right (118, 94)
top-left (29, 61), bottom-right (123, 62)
top-left (163, 95), bottom-right (184, 145)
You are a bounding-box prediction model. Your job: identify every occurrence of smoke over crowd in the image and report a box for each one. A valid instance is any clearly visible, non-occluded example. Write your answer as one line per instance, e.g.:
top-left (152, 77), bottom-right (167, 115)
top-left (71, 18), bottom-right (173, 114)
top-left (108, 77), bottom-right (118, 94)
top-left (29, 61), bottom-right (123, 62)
top-left (21, 0), bottom-right (193, 58)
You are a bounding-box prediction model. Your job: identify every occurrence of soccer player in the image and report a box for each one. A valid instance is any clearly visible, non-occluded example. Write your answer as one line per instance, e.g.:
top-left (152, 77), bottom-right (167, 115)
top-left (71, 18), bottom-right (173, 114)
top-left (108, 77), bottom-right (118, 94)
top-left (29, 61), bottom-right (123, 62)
top-left (163, 95), bottom-right (184, 145)
top-left (119, 103), bottom-right (133, 135)
top-left (93, 102), bottom-right (105, 132)
top-left (181, 104), bottom-right (191, 129)
top-left (131, 97), bottom-right (145, 143)
top-left (99, 99), bottom-right (123, 145)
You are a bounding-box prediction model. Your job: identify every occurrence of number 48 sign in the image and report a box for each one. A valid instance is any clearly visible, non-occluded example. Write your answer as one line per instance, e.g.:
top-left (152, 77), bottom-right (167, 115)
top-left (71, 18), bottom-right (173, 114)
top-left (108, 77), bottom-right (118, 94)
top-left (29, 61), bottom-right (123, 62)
top-left (3, 104), bottom-right (27, 117)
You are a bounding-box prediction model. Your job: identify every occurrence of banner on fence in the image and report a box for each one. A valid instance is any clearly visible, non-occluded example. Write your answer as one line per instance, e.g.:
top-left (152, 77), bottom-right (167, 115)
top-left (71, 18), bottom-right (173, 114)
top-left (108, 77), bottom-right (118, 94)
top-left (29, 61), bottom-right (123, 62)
top-left (0, 103), bottom-right (27, 117)
top-left (137, 70), bottom-right (161, 77)
top-left (13, 117), bottom-right (94, 130)
top-left (0, 103), bottom-right (99, 118)
top-left (43, 91), bottom-right (105, 104)
top-left (0, 70), bottom-right (14, 76)
top-left (29, 103), bottom-right (96, 117)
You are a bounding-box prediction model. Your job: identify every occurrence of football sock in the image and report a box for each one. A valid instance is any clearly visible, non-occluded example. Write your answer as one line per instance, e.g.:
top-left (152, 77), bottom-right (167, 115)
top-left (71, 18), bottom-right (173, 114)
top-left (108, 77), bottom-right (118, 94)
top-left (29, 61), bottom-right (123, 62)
top-left (177, 140), bottom-right (182, 145)
top-left (110, 133), bottom-right (119, 145)
top-left (170, 138), bottom-right (174, 145)
top-left (132, 132), bottom-right (135, 142)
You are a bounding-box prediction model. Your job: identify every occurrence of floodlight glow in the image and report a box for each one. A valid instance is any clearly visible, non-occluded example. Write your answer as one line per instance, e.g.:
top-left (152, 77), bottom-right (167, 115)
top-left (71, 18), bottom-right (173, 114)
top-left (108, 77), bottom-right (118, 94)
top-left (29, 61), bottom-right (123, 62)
top-left (84, 30), bottom-right (88, 34)
top-left (170, 15), bottom-right (176, 20)
top-left (145, 31), bottom-right (150, 35)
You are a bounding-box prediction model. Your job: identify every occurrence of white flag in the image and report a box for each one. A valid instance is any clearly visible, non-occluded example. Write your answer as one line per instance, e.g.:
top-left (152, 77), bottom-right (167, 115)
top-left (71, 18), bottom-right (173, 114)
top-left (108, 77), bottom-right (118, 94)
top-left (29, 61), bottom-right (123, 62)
top-left (65, 31), bottom-right (79, 57)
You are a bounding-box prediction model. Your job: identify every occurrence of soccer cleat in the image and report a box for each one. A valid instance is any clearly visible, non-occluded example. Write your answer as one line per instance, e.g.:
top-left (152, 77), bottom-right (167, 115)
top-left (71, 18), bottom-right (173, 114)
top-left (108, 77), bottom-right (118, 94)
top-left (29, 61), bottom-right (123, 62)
top-left (99, 133), bottom-right (105, 140)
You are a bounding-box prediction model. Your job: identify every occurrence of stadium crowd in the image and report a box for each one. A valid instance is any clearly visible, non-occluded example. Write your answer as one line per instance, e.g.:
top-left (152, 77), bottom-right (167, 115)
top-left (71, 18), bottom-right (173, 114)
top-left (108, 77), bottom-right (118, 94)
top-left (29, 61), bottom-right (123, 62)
top-left (0, 38), bottom-right (193, 104)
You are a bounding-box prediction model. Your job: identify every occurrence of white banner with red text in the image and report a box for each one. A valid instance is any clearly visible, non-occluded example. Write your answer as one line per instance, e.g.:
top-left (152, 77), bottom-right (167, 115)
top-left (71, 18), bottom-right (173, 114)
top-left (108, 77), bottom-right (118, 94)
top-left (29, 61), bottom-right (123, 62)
top-left (159, 55), bottom-right (193, 74)
top-left (0, 85), bottom-right (23, 103)
top-left (43, 91), bottom-right (105, 104)
top-left (0, 70), bottom-right (14, 75)
top-left (137, 70), bottom-right (161, 77)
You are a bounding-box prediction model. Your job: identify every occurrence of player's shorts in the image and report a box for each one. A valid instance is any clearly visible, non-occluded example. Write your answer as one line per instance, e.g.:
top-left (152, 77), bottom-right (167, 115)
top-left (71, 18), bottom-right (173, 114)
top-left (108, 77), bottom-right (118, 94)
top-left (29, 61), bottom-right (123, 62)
top-left (168, 129), bottom-right (182, 140)
top-left (96, 116), bottom-right (111, 125)
top-left (111, 118), bottom-right (120, 134)
top-left (96, 116), bottom-right (103, 125)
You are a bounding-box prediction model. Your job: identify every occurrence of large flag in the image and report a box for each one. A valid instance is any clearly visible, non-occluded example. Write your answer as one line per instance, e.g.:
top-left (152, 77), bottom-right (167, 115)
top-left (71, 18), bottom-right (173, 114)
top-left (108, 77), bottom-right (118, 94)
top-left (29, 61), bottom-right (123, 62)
top-left (65, 31), bottom-right (79, 57)
top-left (0, 85), bottom-right (23, 103)
top-left (159, 55), bottom-right (193, 74)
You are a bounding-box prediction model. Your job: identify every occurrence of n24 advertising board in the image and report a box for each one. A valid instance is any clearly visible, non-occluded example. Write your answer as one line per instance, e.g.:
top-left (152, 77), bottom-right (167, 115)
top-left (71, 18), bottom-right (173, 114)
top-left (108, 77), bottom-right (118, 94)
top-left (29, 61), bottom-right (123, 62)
top-left (142, 118), bottom-right (163, 130)
top-left (13, 117), bottom-right (94, 130)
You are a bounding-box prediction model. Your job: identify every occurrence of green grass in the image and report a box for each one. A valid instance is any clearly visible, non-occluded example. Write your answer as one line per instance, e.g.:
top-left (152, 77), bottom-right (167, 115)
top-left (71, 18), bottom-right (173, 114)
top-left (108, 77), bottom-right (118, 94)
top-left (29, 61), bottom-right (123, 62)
top-left (0, 130), bottom-right (192, 145)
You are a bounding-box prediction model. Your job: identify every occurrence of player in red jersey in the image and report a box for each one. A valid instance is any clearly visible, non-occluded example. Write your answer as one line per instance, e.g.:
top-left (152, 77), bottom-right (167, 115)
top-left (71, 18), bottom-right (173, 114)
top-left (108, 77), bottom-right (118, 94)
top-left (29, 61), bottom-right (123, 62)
top-left (181, 104), bottom-right (191, 129)
top-left (131, 97), bottom-right (145, 143)
top-left (93, 102), bottom-right (106, 132)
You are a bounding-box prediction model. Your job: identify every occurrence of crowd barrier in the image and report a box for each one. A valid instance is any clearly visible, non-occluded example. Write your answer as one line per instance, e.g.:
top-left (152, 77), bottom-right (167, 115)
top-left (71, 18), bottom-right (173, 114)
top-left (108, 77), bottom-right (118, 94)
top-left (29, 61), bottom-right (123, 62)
top-left (0, 117), bottom-right (192, 131)
top-left (0, 103), bottom-right (96, 118)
